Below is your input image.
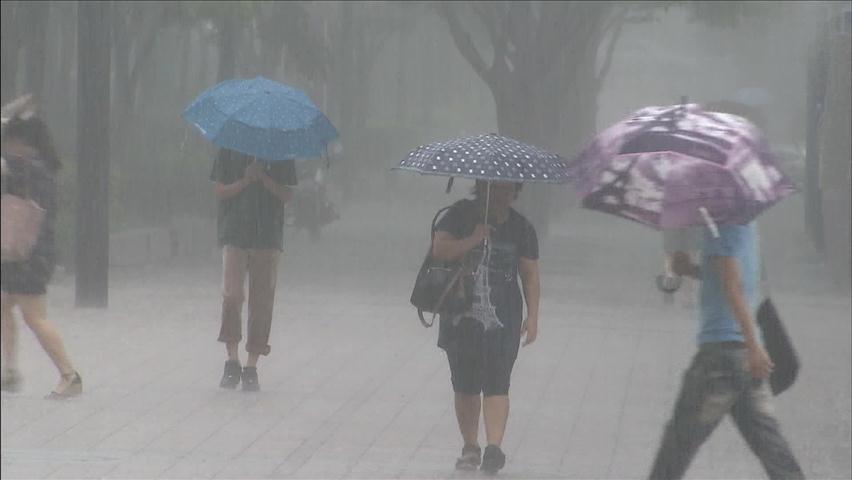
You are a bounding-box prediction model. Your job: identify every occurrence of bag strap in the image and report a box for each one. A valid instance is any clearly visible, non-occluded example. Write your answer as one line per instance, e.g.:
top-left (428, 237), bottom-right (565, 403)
top-left (430, 201), bottom-right (460, 236)
top-left (417, 309), bottom-right (434, 328)
top-left (417, 201), bottom-right (468, 329)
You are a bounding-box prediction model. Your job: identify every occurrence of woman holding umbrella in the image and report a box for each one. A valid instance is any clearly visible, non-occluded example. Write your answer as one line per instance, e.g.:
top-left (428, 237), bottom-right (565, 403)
top-left (398, 133), bottom-right (571, 474)
top-left (432, 179), bottom-right (540, 474)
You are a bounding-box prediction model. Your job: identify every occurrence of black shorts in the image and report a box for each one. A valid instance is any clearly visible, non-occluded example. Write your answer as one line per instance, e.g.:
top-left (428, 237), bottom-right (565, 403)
top-left (445, 317), bottom-right (518, 396)
top-left (0, 261), bottom-right (52, 296)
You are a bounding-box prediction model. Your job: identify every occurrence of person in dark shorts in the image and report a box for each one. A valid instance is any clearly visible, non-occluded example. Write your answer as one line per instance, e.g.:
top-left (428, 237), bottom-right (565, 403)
top-left (210, 149), bottom-right (296, 391)
top-left (1, 113), bottom-right (82, 399)
top-left (431, 180), bottom-right (541, 474)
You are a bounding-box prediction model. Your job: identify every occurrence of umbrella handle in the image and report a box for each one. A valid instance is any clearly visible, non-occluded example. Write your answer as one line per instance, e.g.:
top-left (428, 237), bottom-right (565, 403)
top-left (699, 207), bottom-right (719, 238)
top-left (481, 181), bottom-right (493, 274)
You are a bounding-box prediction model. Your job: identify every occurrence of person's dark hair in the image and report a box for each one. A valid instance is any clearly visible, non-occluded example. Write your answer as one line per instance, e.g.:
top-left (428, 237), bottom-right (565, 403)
top-left (3, 115), bottom-right (61, 170)
top-left (472, 179), bottom-right (522, 200)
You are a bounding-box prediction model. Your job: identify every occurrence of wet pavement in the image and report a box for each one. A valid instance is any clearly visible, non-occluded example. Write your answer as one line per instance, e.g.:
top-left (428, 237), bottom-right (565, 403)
top-left (2, 197), bottom-right (850, 479)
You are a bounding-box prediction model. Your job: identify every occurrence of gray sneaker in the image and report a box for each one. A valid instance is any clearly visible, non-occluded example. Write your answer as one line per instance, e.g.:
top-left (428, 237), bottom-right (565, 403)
top-left (219, 360), bottom-right (241, 389)
top-left (241, 366), bottom-right (260, 392)
top-left (480, 444), bottom-right (505, 474)
top-left (455, 444), bottom-right (481, 470)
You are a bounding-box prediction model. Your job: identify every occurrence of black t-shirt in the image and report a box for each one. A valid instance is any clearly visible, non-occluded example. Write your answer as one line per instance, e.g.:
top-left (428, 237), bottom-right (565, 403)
top-left (210, 149), bottom-right (297, 250)
top-left (434, 199), bottom-right (539, 352)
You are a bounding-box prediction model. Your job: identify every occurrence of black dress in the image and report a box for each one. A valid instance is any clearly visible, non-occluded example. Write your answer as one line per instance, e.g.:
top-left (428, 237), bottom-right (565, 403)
top-left (0, 153), bottom-right (58, 295)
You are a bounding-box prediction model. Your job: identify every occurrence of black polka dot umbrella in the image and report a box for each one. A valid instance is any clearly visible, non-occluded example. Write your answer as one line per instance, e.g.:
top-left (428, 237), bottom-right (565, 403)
top-left (395, 133), bottom-right (571, 184)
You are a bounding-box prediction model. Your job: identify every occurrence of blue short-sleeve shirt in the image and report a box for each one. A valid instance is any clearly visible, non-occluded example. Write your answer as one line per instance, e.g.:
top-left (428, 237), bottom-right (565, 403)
top-left (698, 223), bottom-right (760, 345)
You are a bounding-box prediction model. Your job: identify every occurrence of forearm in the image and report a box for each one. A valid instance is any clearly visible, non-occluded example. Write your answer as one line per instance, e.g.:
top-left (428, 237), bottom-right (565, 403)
top-left (522, 272), bottom-right (540, 320)
top-left (214, 178), bottom-right (249, 201)
top-left (260, 175), bottom-right (293, 204)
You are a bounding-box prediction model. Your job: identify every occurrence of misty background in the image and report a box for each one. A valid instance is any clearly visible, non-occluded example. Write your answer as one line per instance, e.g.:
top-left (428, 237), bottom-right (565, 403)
top-left (2, 2), bottom-right (851, 478)
top-left (1, 1), bottom-right (845, 280)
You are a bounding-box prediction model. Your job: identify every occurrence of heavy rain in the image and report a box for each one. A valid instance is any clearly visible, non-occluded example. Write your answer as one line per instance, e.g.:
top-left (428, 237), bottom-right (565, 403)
top-left (1, 1), bottom-right (850, 479)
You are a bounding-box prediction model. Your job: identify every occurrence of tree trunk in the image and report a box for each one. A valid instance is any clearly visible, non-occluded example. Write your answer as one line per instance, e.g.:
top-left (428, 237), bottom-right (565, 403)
top-left (1, 1), bottom-right (22, 102)
top-left (488, 30), bottom-right (602, 238)
top-left (111, 3), bottom-right (131, 171)
top-left (805, 29), bottom-right (829, 254)
top-left (331, 1), bottom-right (356, 200)
top-left (76, 0), bottom-right (112, 308)
top-left (22, 1), bottom-right (49, 101)
top-left (217, 8), bottom-right (238, 82)
top-left (491, 64), bottom-right (577, 237)
top-left (56, 1), bottom-right (77, 143)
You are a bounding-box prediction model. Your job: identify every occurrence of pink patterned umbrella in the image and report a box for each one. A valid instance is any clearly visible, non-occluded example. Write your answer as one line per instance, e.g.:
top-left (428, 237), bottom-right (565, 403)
top-left (569, 104), bottom-right (796, 230)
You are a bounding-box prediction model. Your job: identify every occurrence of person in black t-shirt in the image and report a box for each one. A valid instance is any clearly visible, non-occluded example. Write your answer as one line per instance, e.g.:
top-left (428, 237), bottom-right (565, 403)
top-left (210, 149), bottom-right (296, 391)
top-left (431, 180), bottom-right (541, 474)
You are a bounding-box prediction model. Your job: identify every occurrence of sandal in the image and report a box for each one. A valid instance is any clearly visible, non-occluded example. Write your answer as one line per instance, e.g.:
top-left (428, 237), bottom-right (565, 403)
top-left (45, 371), bottom-right (82, 399)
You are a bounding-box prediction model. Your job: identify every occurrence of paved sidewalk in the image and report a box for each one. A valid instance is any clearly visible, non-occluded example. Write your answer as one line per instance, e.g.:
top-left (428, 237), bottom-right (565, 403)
top-left (2, 198), bottom-right (850, 479)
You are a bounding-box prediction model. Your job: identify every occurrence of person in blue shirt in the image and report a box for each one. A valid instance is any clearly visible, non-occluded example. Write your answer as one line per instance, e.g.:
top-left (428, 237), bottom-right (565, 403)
top-left (648, 223), bottom-right (804, 480)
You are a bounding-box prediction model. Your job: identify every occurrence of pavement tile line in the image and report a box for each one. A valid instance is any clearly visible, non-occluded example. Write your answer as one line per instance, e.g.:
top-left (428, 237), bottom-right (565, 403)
top-left (504, 321), bottom-right (579, 462)
top-left (0, 448), bottom-right (127, 464)
top-left (555, 329), bottom-right (609, 474)
top-left (341, 348), bottom-right (448, 479)
top-left (268, 336), bottom-right (437, 477)
top-left (602, 331), bottom-right (643, 478)
top-left (207, 341), bottom-right (385, 477)
top-left (133, 329), bottom-right (368, 478)
top-left (2, 199), bottom-right (850, 479)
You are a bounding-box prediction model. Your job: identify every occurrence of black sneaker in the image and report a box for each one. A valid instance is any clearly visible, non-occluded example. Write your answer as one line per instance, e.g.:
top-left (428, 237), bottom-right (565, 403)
top-left (219, 360), bottom-right (241, 389)
top-left (454, 444), bottom-right (481, 471)
top-left (480, 444), bottom-right (505, 474)
top-left (241, 366), bottom-right (259, 391)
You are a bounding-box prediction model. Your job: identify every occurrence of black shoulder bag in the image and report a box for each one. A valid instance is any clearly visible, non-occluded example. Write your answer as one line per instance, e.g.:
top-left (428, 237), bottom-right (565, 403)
top-left (757, 261), bottom-right (800, 395)
top-left (409, 202), bottom-right (474, 327)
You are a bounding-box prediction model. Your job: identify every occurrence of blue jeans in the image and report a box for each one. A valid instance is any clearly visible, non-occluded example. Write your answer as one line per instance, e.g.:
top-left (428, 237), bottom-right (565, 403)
top-left (649, 343), bottom-right (804, 480)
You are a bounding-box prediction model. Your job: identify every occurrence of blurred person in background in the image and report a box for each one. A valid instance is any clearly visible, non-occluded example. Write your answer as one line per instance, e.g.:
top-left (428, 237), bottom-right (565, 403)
top-left (210, 148), bottom-right (295, 391)
top-left (1, 109), bottom-right (82, 399)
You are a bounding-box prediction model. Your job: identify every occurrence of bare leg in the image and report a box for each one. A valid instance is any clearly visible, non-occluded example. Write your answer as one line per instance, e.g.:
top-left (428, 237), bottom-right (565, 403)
top-left (220, 246), bottom-right (248, 363)
top-left (226, 342), bottom-right (240, 363)
top-left (246, 352), bottom-right (259, 368)
top-left (483, 395), bottom-right (510, 446)
top-left (16, 295), bottom-right (76, 390)
top-left (455, 393), bottom-right (481, 447)
top-left (1, 293), bottom-right (19, 372)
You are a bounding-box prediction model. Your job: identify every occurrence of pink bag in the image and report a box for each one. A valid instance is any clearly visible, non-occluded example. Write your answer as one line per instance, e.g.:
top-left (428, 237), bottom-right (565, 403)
top-left (1, 192), bottom-right (45, 262)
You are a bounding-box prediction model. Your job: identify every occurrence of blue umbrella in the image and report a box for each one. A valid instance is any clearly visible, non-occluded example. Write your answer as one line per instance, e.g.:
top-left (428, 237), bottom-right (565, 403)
top-left (182, 76), bottom-right (338, 161)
